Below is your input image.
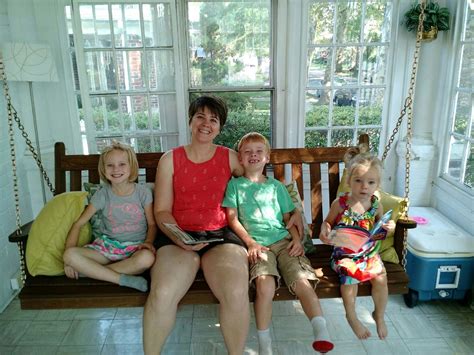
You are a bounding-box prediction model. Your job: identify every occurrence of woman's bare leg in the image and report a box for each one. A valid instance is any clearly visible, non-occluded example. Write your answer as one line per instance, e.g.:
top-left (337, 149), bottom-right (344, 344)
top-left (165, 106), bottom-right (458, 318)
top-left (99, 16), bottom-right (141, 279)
top-left (143, 245), bottom-right (200, 354)
top-left (202, 244), bottom-right (250, 355)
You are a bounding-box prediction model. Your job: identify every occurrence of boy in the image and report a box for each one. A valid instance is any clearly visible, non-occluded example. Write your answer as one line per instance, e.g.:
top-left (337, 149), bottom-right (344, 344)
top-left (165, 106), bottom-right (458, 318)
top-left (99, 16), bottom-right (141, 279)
top-left (223, 132), bottom-right (333, 354)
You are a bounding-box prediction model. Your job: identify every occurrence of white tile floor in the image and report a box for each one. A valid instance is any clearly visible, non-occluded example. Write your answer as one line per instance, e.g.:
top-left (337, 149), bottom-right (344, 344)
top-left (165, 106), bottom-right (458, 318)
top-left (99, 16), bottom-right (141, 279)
top-left (0, 295), bottom-right (473, 354)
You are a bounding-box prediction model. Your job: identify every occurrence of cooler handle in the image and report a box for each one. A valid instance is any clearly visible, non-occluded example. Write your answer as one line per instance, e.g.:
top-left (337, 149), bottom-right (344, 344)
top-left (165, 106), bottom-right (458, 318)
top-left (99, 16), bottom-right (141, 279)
top-left (435, 266), bottom-right (460, 289)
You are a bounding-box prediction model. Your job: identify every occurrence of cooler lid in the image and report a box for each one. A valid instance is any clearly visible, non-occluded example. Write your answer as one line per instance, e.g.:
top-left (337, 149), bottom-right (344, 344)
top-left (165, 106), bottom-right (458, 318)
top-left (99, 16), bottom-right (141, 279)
top-left (408, 207), bottom-right (474, 256)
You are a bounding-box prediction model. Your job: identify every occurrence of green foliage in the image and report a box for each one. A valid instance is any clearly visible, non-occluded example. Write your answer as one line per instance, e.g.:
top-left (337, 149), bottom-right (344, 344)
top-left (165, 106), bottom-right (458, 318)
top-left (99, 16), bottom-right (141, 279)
top-left (404, 1), bottom-right (450, 32)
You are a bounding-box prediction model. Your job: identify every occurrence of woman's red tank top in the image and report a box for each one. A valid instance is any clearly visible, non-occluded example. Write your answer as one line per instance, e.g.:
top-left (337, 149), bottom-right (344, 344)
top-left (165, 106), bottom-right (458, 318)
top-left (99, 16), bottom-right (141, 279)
top-left (172, 145), bottom-right (231, 231)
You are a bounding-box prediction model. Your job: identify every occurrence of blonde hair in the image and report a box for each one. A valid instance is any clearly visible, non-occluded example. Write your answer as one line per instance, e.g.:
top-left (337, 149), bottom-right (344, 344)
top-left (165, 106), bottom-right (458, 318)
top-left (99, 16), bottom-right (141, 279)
top-left (344, 144), bottom-right (382, 184)
top-left (98, 141), bottom-right (139, 184)
top-left (237, 132), bottom-right (271, 154)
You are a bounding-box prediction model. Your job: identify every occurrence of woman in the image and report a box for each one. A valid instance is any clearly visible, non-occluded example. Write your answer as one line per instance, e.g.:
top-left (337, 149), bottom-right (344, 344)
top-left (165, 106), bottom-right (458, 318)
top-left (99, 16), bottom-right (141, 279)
top-left (143, 95), bottom-right (302, 354)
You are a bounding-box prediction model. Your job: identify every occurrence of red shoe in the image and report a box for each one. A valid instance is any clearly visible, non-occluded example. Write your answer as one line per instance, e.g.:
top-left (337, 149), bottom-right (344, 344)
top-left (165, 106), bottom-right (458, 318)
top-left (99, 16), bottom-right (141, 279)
top-left (312, 340), bottom-right (334, 353)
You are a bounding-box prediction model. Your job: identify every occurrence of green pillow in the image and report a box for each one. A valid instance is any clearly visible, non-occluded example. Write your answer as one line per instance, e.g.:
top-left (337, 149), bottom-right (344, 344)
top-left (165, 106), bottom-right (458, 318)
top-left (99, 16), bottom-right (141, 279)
top-left (26, 192), bottom-right (92, 276)
top-left (336, 168), bottom-right (405, 264)
top-left (285, 181), bottom-right (316, 254)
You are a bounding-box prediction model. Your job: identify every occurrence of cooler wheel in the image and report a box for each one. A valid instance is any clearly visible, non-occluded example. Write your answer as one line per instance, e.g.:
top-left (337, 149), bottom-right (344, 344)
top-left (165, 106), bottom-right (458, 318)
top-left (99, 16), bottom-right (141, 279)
top-left (403, 289), bottom-right (418, 308)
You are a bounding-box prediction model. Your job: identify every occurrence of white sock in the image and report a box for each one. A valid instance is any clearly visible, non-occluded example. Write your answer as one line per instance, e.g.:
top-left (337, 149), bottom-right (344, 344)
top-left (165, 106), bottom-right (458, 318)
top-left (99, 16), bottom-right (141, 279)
top-left (257, 328), bottom-right (272, 355)
top-left (311, 316), bottom-right (331, 342)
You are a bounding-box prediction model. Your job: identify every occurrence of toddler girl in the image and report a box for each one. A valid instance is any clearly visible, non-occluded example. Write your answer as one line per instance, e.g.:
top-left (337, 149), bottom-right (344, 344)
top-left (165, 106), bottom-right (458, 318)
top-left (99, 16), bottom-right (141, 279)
top-left (320, 146), bottom-right (395, 340)
top-left (64, 141), bottom-right (156, 292)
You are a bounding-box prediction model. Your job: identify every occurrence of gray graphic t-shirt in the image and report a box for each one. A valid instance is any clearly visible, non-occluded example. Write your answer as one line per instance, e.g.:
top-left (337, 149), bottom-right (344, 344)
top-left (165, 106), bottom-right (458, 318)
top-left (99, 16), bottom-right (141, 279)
top-left (90, 183), bottom-right (153, 243)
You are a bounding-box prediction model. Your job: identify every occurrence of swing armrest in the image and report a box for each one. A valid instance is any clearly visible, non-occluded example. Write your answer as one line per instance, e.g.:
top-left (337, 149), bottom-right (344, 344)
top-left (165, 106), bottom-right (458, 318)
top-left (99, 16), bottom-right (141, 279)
top-left (8, 221), bottom-right (34, 243)
top-left (393, 218), bottom-right (417, 265)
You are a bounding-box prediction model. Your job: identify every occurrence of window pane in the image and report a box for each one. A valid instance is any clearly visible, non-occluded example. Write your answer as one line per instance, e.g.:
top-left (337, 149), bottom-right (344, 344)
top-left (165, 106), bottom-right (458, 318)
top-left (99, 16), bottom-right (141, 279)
top-left (85, 51), bottom-right (116, 91)
top-left (335, 1), bottom-right (362, 43)
top-left (361, 45), bottom-right (387, 85)
top-left (466, 143), bottom-right (473, 187)
top-left (188, 0), bottom-right (271, 87)
top-left (112, 4), bottom-right (142, 48)
top-left (147, 50), bottom-right (175, 91)
top-left (333, 106), bottom-right (355, 126)
top-left (120, 95), bottom-right (148, 130)
top-left (116, 51), bottom-right (145, 91)
top-left (334, 47), bottom-right (358, 82)
top-left (305, 130), bottom-right (328, 148)
top-left (459, 44), bottom-right (473, 89)
top-left (190, 91), bottom-right (271, 149)
top-left (453, 92), bottom-right (472, 135)
top-left (143, 3), bottom-right (173, 47)
top-left (80, 4), bottom-right (112, 48)
top-left (151, 94), bottom-right (177, 131)
top-left (91, 96), bottom-right (120, 133)
top-left (447, 136), bottom-right (466, 182)
top-left (331, 129), bottom-right (354, 146)
top-left (358, 88), bottom-right (383, 124)
top-left (307, 47), bottom-right (332, 83)
top-left (358, 128), bottom-right (381, 153)
top-left (306, 103), bottom-right (329, 127)
top-left (364, 1), bottom-right (392, 42)
top-left (308, 2), bottom-right (335, 44)
top-left (464, 3), bottom-right (473, 41)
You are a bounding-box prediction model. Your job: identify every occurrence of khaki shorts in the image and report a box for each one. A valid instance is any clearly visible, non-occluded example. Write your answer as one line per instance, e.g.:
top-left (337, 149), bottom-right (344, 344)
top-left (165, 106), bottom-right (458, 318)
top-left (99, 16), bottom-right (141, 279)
top-left (250, 235), bottom-right (319, 295)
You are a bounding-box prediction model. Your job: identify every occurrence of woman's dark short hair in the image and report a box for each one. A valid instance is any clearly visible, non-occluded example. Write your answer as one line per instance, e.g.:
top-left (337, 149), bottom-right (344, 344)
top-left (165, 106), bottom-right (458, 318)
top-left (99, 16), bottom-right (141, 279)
top-left (188, 95), bottom-right (228, 128)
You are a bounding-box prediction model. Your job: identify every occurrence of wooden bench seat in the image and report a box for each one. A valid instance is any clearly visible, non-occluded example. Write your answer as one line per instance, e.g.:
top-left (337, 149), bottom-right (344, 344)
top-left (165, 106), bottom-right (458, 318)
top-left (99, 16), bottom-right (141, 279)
top-left (9, 134), bottom-right (415, 309)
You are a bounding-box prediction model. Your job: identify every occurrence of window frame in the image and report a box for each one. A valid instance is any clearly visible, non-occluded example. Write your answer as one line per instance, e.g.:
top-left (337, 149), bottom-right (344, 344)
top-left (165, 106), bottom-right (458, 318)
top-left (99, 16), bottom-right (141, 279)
top-left (438, 0), bottom-right (473, 195)
top-left (302, 0), bottom-right (396, 152)
top-left (68, 0), bottom-right (187, 153)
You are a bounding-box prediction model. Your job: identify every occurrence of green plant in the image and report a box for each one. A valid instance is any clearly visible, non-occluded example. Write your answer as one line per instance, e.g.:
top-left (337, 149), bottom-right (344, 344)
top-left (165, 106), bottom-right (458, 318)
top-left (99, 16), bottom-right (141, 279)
top-left (404, 1), bottom-right (450, 32)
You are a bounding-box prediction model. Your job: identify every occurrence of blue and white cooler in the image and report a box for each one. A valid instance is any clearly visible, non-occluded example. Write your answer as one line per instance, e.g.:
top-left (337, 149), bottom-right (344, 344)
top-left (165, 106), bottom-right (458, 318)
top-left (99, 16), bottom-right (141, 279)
top-left (404, 207), bottom-right (474, 308)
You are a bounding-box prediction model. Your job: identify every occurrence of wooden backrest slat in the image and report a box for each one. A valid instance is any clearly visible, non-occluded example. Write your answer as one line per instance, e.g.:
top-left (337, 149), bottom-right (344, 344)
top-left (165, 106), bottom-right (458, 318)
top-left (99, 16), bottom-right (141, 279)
top-left (88, 170), bottom-right (100, 184)
top-left (291, 163), bottom-right (303, 197)
top-left (327, 162), bottom-right (340, 203)
top-left (273, 164), bottom-right (285, 182)
top-left (146, 168), bottom-right (156, 182)
top-left (55, 142), bottom-right (66, 195)
top-left (70, 171), bottom-right (82, 191)
top-left (309, 163), bottom-right (323, 237)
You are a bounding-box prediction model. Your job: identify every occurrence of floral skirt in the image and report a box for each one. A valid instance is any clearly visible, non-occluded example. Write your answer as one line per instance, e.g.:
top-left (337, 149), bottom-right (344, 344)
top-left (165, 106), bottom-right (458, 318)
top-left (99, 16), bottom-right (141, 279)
top-left (331, 241), bottom-right (384, 285)
top-left (84, 235), bottom-right (141, 261)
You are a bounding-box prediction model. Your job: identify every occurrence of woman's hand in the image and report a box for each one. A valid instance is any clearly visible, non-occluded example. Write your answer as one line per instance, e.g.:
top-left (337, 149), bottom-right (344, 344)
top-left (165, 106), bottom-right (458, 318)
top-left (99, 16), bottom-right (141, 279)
top-left (319, 221), bottom-right (333, 245)
top-left (138, 241), bottom-right (156, 254)
top-left (64, 264), bottom-right (79, 279)
top-left (287, 238), bottom-right (304, 257)
top-left (247, 242), bottom-right (270, 264)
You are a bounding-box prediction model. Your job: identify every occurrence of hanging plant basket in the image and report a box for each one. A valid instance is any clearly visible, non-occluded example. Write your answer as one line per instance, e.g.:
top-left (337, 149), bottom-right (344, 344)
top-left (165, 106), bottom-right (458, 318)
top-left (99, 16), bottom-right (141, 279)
top-left (421, 26), bottom-right (438, 42)
top-left (404, 1), bottom-right (450, 41)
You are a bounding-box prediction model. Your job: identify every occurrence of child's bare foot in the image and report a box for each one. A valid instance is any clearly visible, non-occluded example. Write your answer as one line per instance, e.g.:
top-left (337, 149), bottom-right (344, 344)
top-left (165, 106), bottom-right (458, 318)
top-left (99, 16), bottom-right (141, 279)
top-left (372, 311), bottom-right (388, 339)
top-left (346, 314), bottom-right (371, 339)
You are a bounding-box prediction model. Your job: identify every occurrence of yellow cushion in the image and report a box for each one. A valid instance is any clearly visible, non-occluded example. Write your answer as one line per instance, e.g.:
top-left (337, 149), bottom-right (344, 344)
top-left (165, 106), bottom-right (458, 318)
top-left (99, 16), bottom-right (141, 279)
top-left (336, 169), bottom-right (406, 264)
top-left (26, 192), bottom-right (92, 276)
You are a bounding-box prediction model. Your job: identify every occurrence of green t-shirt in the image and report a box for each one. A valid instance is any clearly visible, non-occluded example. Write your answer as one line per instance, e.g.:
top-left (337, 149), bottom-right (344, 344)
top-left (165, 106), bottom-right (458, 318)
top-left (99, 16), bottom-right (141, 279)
top-left (222, 176), bottom-right (295, 246)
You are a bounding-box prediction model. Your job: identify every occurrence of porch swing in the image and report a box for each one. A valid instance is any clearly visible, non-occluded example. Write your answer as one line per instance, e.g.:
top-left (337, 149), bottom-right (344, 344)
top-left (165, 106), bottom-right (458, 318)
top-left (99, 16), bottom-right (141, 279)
top-left (4, 2), bottom-right (427, 309)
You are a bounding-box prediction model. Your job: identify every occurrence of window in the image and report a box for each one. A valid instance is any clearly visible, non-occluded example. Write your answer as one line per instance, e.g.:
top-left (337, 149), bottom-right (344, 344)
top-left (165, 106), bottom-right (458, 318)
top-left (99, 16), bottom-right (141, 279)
top-left (186, 0), bottom-right (273, 149)
top-left (66, 1), bottom-right (179, 153)
top-left (444, 1), bottom-right (473, 190)
top-left (304, 0), bottom-right (393, 151)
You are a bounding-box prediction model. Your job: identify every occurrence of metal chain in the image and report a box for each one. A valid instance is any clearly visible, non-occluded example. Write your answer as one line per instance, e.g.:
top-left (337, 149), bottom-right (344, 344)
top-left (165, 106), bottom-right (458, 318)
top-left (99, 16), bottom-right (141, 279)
top-left (381, 1), bottom-right (426, 270)
top-left (1, 54), bottom-right (57, 282)
top-left (1, 57), bottom-right (27, 283)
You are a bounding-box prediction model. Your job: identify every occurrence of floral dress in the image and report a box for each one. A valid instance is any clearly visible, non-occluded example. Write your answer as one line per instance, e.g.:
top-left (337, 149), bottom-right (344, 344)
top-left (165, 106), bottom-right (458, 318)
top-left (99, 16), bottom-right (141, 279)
top-left (331, 193), bottom-right (384, 285)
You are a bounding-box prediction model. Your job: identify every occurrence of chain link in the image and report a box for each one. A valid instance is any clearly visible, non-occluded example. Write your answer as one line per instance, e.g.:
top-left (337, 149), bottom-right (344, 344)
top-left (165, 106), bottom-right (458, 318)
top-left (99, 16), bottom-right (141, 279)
top-left (1, 54), bottom-right (56, 283)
